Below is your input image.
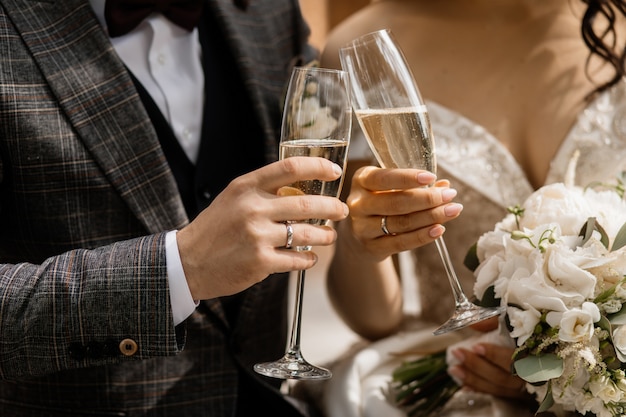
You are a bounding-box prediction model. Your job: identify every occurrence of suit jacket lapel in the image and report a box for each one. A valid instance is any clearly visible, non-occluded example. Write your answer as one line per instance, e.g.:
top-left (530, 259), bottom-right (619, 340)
top-left (3, 0), bottom-right (188, 234)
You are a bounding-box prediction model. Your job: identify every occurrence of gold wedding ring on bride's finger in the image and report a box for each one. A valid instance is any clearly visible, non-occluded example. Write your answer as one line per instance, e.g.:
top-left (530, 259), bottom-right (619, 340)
top-left (381, 216), bottom-right (395, 236)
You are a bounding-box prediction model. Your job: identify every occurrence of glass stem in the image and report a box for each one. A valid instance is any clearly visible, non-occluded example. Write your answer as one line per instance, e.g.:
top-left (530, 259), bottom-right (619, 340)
top-left (286, 269), bottom-right (306, 356)
top-left (434, 236), bottom-right (471, 307)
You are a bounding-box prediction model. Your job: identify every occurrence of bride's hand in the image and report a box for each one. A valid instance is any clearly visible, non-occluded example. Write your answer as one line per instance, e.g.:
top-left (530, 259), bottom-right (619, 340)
top-left (448, 343), bottom-right (533, 401)
top-left (345, 165), bottom-right (463, 261)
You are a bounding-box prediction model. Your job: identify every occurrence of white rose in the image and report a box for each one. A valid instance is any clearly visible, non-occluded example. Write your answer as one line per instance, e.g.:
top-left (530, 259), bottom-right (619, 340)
top-left (503, 246), bottom-right (583, 313)
top-left (612, 325), bottom-right (626, 362)
top-left (586, 188), bottom-right (626, 241)
top-left (588, 375), bottom-right (623, 404)
top-left (544, 244), bottom-right (598, 302)
top-left (519, 183), bottom-right (594, 235)
top-left (507, 305), bottom-right (541, 347)
top-left (475, 228), bottom-right (509, 262)
top-left (473, 252), bottom-right (504, 301)
top-left (546, 302), bottom-right (600, 343)
top-left (589, 247), bottom-right (626, 289)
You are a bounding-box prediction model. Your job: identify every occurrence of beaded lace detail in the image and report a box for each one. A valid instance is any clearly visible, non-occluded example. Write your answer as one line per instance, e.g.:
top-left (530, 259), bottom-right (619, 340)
top-left (409, 80), bottom-right (626, 324)
top-left (428, 100), bottom-right (533, 209)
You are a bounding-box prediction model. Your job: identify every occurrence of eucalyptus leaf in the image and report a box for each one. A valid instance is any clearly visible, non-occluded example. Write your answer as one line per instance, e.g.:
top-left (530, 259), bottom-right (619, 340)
top-left (579, 217), bottom-right (596, 245)
top-left (595, 220), bottom-right (609, 249)
top-left (609, 309), bottom-right (626, 326)
top-left (613, 222), bottom-right (626, 251)
top-left (536, 382), bottom-right (554, 413)
top-left (578, 217), bottom-right (609, 249)
top-left (514, 354), bottom-right (563, 383)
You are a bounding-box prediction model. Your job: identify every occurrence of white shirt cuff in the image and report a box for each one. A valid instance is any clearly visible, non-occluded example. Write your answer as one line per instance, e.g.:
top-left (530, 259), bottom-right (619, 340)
top-left (165, 230), bottom-right (198, 325)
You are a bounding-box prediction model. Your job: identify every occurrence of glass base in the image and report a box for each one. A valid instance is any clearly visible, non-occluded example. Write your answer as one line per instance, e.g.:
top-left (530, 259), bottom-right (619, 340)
top-left (254, 352), bottom-right (332, 380)
top-left (433, 303), bottom-right (504, 335)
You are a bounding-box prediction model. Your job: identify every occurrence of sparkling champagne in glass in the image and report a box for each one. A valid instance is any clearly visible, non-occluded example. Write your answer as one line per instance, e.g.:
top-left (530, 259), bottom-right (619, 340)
top-left (340, 29), bottom-right (503, 335)
top-left (254, 66), bottom-right (351, 379)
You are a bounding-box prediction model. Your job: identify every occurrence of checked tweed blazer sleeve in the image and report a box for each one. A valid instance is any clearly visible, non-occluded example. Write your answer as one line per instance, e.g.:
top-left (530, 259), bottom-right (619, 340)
top-left (0, 0), bottom-right (316, 387)
top-left (0, 0), bottom-right (191, 379)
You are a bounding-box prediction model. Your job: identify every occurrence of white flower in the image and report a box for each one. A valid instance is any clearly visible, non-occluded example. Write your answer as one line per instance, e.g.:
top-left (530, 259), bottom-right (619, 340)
top-left (616, 282), bottom-right (626, 299)
top-left (468, 179), bottom-right (626, 416)
top-left (294, 97), bottom-right (338, 138)
top-left (589, 375), bottom-right (623, 404)
top-left (519, 183), bottom-right (594, 234)
top-left (546, 302), bottom-right (600, 343)
top-left (601, 299), bottom-right (623, 314)
top-left (544, 244), bottom-right (598, 302)
top-left (586, 188), bottom-right (626, 242)
top-left (507, 305), bottom-right (541, 346)
top-left (612, 326), bottom-right (626, 362)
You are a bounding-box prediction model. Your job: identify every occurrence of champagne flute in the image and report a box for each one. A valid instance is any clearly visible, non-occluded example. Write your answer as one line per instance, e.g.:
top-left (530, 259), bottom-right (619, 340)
top-left (254, 66), bottom-right (352, 379)
top-left (339, 29), bottom-right (503, 335)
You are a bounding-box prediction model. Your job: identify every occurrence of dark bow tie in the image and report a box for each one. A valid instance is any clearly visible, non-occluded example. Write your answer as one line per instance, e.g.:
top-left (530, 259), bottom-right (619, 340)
top-left (105, 0), bottom-right (205, 38)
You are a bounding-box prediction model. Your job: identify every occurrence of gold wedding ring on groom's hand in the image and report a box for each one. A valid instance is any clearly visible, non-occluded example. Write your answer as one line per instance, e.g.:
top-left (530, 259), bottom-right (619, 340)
top-left (381, 216), bottom-right (395, 236)
top-left (284, 222), bottom-right (294, 249)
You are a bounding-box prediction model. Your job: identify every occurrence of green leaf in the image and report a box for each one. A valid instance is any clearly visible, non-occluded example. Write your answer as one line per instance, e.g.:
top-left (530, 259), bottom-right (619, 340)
top-left (594, 285), bottom-right (617, 304)
top-left (476, 285), bottom-right (500, 308)
top-left (579, 217), bottom-right (609, 249)
top-left (513, 354), bottom-right (563, 383)
top-left (536, 382), bottom-right (554, 413)
top-left (391, 351), bottom-right (447, 385)
top-left (597, 315), bottom-right (612, 331)
top-left (579, 217), bottom-right (595, 244)
top-left (613, 222), bottom-right (626, 251)
top-left (608, 308), bottom-right (626, 326)
top-left (463, 242), bottom-right (479, 272)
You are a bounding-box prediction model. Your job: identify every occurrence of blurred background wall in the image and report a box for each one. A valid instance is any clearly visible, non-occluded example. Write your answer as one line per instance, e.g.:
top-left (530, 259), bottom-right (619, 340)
top-left (299, 0), bottom-right (369, 51)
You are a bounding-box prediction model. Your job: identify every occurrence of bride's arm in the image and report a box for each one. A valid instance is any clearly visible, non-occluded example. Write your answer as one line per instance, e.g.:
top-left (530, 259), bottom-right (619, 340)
top-left (327, 213), bottom-right (404, 341)
top-left (327, 159), bottom-right (462, 340)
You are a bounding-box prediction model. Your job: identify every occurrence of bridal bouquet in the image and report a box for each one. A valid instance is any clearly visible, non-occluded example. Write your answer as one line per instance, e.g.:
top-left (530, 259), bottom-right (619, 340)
top-left (390, 173), bottom-right (626, 417)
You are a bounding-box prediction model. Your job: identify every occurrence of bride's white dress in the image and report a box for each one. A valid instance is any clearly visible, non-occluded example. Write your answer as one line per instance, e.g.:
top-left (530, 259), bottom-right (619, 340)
top-left (321, 79), bottom-right (626, 417)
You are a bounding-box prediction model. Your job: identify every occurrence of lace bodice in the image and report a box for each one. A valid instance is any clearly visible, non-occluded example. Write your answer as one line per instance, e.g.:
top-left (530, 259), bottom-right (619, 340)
top-left (407, 80), bottom-right (626, 324)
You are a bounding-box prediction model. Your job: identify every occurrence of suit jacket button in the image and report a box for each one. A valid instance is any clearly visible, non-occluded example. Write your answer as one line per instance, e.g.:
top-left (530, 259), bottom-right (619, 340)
top-left (119, 338), bottom-right (138, 356)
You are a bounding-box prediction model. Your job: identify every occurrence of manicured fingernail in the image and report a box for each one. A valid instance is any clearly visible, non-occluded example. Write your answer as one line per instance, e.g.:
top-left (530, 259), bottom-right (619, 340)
top-left (444, 203), bottom-right (463, 217)
top-left (429, 225), bottom-right (445, 238)
top-left (441, 188), bottom-right (457, 202)
top-left (448, 366), bottom-right (465, 382)
top-left (472, 344), bottom-right (487, 356)
top-left (332, 163), bottom-right (343, 176)
top-left (417, 172), bottom-right (436, 184)
top-left (451, 348), bottom-right (465, 362)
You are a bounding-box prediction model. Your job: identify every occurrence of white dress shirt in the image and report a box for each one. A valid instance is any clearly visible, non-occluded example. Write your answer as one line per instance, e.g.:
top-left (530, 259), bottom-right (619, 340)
top-left (89, 0), bottom-right (201, 325)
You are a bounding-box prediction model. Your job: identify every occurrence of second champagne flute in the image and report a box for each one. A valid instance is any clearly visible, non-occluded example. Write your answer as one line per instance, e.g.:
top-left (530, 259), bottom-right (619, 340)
top-left (253, 66), bottom-right (352, 380)
top-left (339, 29), bottom-right (504, 335)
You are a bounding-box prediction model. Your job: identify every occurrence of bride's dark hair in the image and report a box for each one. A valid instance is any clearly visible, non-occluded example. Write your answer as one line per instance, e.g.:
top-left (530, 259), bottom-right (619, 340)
top-left (580, 0), bottom-right (626, 98)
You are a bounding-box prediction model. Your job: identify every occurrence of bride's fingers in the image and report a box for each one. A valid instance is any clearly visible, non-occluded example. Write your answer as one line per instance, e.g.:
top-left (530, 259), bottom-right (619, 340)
top-left (355, 166), bottom-right (436, 191)
top-left (359, 224), bottom-right (447, 257)
top-left (450, 346), bottom-right (527, 399)
top-left (351, 186), bottom-right (459, 220)
top-left (355, 202), bottom-right (463, 239)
